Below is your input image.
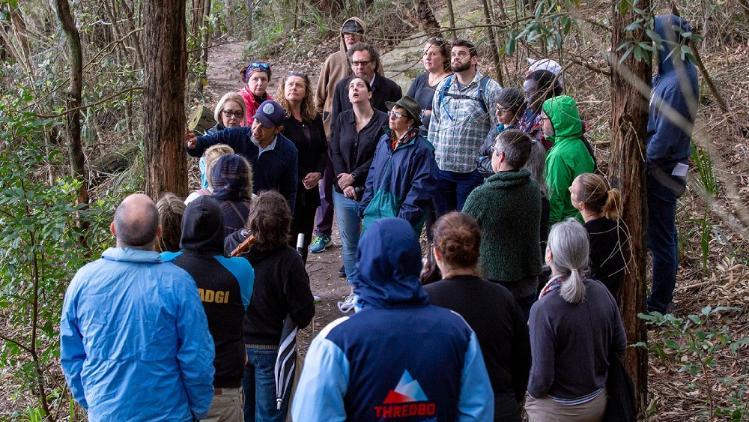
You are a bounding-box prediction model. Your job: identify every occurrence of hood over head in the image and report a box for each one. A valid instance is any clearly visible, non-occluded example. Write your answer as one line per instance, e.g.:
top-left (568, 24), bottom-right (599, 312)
top-left (542, 95), bottom-right (583, 143)
top-left (211, 154), bottom-right (253, 202)
top-left (353, 218), bottom-right (428, 309)
top-left (339, 17), bottom-right (367, 52)
top-left (180, 195), bottom-right (224, 254)
top-left (654, 14), bottom-right (694, 75)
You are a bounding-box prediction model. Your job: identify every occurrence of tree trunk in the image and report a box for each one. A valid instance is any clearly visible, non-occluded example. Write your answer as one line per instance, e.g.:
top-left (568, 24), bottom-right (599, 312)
top-left (414, 0), bottom-right (441, 37)
top-left (609, 0), bottom-right (651, 416)
top-left (481, 0), bottom-right (504, 85)
top-left (445, 0), bottom-right (457, 39)
top-left (54, 0), bottom-right (90, 212)
top-left (143, 0), bottom-right (188, 199)
top-left (245, 0), bottom-right (253, 40)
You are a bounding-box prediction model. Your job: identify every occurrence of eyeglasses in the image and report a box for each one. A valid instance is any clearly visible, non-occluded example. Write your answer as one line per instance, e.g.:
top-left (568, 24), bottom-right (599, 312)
top-left (351, 60), bottom-right (372, 67)
top-left (539, 115), bottom-right (550, 122)
top-left (222, 110), bottom-right (244, 119)
top-left (388, 110), bottom-right (406, 119)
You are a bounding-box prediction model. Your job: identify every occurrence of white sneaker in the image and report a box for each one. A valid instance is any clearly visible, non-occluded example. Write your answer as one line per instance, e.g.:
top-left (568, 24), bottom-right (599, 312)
top-left (337, 294), bottom-right (357, 313)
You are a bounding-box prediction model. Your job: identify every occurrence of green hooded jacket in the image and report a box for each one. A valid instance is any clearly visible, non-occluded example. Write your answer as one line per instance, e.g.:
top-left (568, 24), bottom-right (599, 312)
top-left (542, 95), bottom-right (595, 225)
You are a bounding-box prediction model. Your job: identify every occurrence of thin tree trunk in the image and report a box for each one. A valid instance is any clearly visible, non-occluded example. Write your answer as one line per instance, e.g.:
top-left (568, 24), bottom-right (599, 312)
top-left (481, 0), bottom-right (504, 85)
top-left (414, 0), bottom-right (440, 37)
top-left (609, 0), bottom-right (651, 416)
top-left (245, 0), bottom-right (253, 40)
top-left (119, 0), bottom-right (145, 68)
top-left (143, 0), bottom-right (188, 198)
top-left (54, 0), bottom-right (90, 213)
top-left (445, 0), bottom-right (457, 39)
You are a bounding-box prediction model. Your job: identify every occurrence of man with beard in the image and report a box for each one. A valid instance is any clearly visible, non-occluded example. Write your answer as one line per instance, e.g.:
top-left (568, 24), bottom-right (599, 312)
top-left (428, 39), bottom-right (502, 216)
top-left (186, 99), bottom-right (299, 212)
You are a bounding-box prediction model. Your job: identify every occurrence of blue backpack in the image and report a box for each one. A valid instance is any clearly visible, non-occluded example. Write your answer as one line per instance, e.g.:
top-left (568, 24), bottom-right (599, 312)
top-left (437, 74), bottom-right (492, 116)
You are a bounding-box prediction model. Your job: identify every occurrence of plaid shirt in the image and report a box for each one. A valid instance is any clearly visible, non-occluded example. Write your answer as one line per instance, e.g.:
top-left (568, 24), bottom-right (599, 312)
top-left (428, 71), bottom-right (502, 173)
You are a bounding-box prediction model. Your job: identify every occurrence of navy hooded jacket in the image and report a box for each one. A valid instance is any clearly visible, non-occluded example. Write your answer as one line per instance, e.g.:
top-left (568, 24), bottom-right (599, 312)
top-left (646, 15), bottom-right (699, 170)
top-left (292, 218), bottom-right (494, 421)
top-left (162, 196), bottom-right (254, 388)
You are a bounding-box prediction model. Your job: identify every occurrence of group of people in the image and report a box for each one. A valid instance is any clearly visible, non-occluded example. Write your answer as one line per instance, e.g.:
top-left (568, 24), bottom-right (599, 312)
top-left (60, 11), bottom-right (698, 422)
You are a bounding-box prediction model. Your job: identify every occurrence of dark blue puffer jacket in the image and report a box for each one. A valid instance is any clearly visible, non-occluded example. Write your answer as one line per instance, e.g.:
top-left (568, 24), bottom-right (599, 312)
top-left (646, 14), bottom-right (699, 170)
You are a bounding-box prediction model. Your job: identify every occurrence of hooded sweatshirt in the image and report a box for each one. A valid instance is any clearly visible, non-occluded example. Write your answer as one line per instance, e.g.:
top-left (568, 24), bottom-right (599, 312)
top-left (646, 15), bottom-right (699, 171)
top-left (315, 17), bottom-right (382, 136)
top-left (291, 218), bottom-right (494, 421)
top-left (211, 154), bottom-right (254, 237)
top-left (162, 196), bottom-right (254, 389)
top-left (462, 169), bottom-right (542, 297)
top-left (542, 95), bottom-right (595, 225)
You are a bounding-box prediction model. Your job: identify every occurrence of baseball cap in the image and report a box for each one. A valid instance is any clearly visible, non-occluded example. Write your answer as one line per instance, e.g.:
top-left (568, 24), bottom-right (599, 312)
top-left (254, 100), bottom-right (285, 128)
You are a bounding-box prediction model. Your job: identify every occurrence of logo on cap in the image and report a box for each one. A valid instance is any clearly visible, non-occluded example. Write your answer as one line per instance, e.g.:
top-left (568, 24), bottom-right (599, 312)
top-left (262, 103), bottom-right (275, 115)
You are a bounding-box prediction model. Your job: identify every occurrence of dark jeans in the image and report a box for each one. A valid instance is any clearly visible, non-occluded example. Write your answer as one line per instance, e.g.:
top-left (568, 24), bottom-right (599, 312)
top-left (290, 191), bottom-right (317, 263)
top-left (646, 171), bottom-right (679, 313)
top-left (243, 346), bottom-right (288, 422)
top-left (313, 159), bottom-right (335, 236)
top-left (433, 169), bottom-right (484, 216)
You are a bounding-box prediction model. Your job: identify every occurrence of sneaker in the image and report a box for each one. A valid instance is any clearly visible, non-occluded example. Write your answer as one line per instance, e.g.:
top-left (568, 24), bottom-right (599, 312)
top-left (309, 234), bottom-right (331, 254)
top-left (338, 265), bottom-right (346, 278)
top-left (337, 294), bottom-right (357, 313)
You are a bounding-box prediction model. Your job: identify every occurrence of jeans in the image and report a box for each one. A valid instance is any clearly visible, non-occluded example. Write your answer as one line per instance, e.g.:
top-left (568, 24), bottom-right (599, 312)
top-left (646, 171), bottom-right (679, 313)
top-left (333, 191), bottom-right (362, 284)
top-left (314, 158), bottom-right (335, 236)
top-left (242, 347), bottom-right (287, 422)
top-left (433, 169), bottom-right (484, 216)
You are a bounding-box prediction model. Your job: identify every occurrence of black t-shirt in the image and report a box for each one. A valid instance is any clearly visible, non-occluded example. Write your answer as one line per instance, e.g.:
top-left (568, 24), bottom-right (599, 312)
top-left (585, 217), bottom-right (628, 298)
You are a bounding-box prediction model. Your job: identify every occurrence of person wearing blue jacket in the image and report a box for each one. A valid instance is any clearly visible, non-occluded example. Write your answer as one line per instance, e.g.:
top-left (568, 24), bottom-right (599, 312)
top-left (60, 194), bottom-right (215, 421)
top-left (186, 99), bottom-right (299, 212)
top-left (358, 96), bottom-right (438, 234)
top-left (291, 217), bottom-right (494, 421)
top-left (163, 195), bottom-right (255, 421)
top-left (646, 14), bottom-right (699, 313)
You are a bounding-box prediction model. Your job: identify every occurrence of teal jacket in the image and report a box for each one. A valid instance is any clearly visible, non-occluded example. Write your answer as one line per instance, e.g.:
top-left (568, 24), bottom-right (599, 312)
top-left (542, 96), bottom-right (595, 225)
top-left (359, 129), bottom-right (438, 233)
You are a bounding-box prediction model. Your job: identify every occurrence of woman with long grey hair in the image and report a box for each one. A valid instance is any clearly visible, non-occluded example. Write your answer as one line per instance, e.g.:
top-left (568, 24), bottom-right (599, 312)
top-left (525, 218), bottom-right (626, 421)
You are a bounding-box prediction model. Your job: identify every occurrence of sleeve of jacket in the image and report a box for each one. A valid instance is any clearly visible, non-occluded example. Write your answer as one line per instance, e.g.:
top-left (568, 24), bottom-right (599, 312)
top-left (189, 127), bottom-right (246, 158)
top-left (60, 280), bottom-right (88, 409)
top-left (282, 144), bottom-right (299, 213)
top-left (457, 331), bottom-right (495, 421)
top-left (388, 79), bottom-right (403, 102)
top-left (646, 84), bottom-right (690, 165)
top-left (350, 123), bottom-right (387, 185)
top-left (527, 303), bottom-right (555, 398)
top-left (406, 75), bottom-right (418, 98)
top-left (331, 81), bottom-right (344, 124)
top-left (315, 58), bottom-right (332, 113)
top-left (174, 277), bottom-right (216, 418)
top-left (358, 140), bottom-right (385, 218)
top-left (329, 113), bottom-right (346, 177)
top-left (397, 145), bottom-right (438, 226)
top-left (284, 251), bottom-right (315, 329)
top-left (291, 320), bottom-right (350, 422)
top-left (545, 153), bottom-right (572, 225)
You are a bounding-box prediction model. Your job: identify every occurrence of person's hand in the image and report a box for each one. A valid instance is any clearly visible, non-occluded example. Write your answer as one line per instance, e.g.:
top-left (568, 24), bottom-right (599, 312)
top-left (343, 186), bottom-right (356, 199)
top-left (337, 173), bottom-right (354, 190)
top-left (303, 172), bottom-right (322, 190)
top-left (185, 130), bottom-right (197, 149)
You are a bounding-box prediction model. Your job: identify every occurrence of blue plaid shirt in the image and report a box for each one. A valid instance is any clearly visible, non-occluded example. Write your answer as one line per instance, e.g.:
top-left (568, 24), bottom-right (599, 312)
top-left (428, 71), bottom-right (502, 173)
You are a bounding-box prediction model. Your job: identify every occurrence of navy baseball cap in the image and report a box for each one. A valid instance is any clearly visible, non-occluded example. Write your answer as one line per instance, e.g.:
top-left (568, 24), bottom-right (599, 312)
top-left (254, 100), bottom-right (285, 128)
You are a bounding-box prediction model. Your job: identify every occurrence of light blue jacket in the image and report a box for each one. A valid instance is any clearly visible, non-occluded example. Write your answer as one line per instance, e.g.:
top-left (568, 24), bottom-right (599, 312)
top-left (60, 248), bottom-right (215, 421)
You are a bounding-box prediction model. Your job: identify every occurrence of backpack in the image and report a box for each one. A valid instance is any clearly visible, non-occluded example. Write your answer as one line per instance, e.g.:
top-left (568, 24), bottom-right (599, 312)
top-left (437, 74), bottom-right (492, 115)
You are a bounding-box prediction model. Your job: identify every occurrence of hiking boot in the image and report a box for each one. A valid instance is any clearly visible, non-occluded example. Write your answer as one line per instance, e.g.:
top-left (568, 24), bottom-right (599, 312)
top-left (337, 294), bottom-right (357, 313)
top-left (309, 234), bottom-right (331, 254)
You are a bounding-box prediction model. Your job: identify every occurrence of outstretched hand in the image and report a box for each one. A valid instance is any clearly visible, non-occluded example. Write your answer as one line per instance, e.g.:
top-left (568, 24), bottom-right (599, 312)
top-left (185, 130), bottom-right (197, 149)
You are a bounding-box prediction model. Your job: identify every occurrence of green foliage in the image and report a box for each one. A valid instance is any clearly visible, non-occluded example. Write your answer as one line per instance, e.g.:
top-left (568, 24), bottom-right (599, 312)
top-left (638, 307), bottom-right (749, 419)
top-left (691, 142), bottom-right (718, 270)
top-left (0, 89), bottom-right (113, 417)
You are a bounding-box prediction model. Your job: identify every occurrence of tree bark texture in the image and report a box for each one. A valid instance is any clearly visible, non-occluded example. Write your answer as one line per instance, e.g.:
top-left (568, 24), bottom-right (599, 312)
top-left (609, 0), bottom-right (651, 416)
top-left (143, 0), bottom-right (188, 199)
top-left (445, 0), bottom-right (457, 39)
top-left (54, 0), bottom-right (89, 210)
top-left (481, 0), bottom-right (504, 85)
top-left (414, 0), bottom-right (441, 37)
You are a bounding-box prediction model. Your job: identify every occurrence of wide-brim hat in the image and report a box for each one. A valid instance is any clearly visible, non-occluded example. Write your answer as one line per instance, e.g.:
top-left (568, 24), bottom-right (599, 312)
top-left (386, 96), bottom-right (422, 127)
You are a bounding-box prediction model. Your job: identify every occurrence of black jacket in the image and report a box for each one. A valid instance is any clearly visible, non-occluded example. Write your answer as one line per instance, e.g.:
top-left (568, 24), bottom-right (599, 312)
top-left (585, 217), bottom-right (628, 299)
top-left (331, 75), bottom-right (402, 121)
top-left (329, 109), bottom-right (388, 196)
top-left (281, 114), bottom-right (328, 210)
top-left (224, 231), bottom-right (315, 345)
top-left (167, 196), bottom-right (255, 388)
top-left (188, 128), bottom-right (299, 212)
top-left (425, 275), bottom-right (531, 420)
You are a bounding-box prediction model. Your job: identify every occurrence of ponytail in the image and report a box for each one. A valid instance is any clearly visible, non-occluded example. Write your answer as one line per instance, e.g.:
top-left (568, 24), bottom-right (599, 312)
top-left (602, 188), bottom-right (621, 220)
top-left (560, 267), bottom-right (586, 304)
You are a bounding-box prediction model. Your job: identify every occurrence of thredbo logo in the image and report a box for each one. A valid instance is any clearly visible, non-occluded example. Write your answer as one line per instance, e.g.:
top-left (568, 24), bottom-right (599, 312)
top-left (373, 370), bottom-right (437, 419)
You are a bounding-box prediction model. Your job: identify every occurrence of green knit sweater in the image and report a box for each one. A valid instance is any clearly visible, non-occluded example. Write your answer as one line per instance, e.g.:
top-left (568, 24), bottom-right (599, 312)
top-left (462, 169), bottom-right (542, 296)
